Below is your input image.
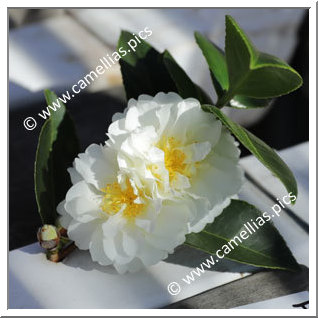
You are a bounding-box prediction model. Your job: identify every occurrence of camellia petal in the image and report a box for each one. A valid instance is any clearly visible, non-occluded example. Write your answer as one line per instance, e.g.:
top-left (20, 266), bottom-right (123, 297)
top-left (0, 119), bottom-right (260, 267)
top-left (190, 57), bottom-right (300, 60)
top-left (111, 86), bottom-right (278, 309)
top-left (57, 92), bottom-right (244, 273)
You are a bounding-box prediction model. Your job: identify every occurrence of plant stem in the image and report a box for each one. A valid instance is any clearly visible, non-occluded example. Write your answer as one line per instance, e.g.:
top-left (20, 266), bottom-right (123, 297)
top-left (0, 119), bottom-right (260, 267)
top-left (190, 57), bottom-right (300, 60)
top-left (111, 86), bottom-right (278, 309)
top-left (216, 91), bottom-right (235, 108)
top-left (46, 241), bottom-right (76, 262)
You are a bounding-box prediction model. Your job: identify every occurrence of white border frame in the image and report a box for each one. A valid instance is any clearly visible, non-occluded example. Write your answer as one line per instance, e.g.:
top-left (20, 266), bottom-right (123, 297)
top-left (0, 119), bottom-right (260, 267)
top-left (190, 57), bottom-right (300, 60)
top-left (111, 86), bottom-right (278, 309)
top-left (2, 0), bottom-right (316, 316)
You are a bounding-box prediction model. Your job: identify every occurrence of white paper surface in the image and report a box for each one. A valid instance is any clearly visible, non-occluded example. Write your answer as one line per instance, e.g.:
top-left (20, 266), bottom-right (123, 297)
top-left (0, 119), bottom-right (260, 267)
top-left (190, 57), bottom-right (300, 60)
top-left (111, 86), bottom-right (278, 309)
top-left (9, 142), bottom-right (309, 309)
top-left (9, 244), bottom-right (248, 309)
top-left (235, 291), bottom-right (309, 309)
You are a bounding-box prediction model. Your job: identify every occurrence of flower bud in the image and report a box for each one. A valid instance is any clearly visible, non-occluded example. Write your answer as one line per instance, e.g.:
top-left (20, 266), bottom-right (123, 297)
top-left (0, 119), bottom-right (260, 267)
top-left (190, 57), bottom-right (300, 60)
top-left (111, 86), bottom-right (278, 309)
top-left (37, 224), bottom-right (60, 250)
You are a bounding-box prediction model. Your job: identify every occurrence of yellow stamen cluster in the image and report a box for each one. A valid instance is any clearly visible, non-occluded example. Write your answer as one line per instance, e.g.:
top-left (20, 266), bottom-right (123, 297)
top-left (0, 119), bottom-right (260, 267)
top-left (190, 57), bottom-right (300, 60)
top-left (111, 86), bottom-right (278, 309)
top-left (159, 137), bottom-right (187, 181)
top-left (100, 180), bottom-right (145, 219)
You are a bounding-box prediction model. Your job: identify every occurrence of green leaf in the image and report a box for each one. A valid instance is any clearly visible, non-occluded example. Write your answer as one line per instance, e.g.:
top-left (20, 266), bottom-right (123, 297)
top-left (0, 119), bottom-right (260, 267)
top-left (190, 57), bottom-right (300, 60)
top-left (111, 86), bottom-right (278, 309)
top-left (118, 31), bottom-right (177, 100)
top-left (185, 199), bottom-right (300, 271)
top-left (118, 31), bottom-right (211, 104)
top-left (229, 95), bottom-right (271, 109)
top-left (194, 31), bottom-right (229, 97)
top-left (194, 31), bottom-right (272, 109)
top-left (162, 50), bottom-right (212, 104)
top-left (219, 15), bottom-right (302, 105)
top-left (34, 90), bottom-right (80, 224)
top-left (202, 105), bottom-right (297, 199)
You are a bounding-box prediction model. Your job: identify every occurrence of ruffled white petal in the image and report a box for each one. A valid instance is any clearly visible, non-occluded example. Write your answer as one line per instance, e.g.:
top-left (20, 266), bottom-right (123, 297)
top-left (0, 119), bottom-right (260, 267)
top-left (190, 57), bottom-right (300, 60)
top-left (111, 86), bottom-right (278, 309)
top-left (65, 181), bottom-right (102, 223)
top-left (56, 92), bottom-right (244, 274)
top-left (189, 197), bottom-right (232, 233)
top-left (190, 128), bottom-right (244, 207)
top-left (67, 219), bottom-right (99, 250)
top-left (146, 201), bottom-right (190, 253)
top-left (56, 200), bottom-right (73, 228)
top-left (182, 141), bottom-right (212, 163)
top-left (89, 225), bottom-right (112, 266)
top-left (74, 144), bottom-right (118, 189)
top-left (67, 167), bottom-right (83, 184)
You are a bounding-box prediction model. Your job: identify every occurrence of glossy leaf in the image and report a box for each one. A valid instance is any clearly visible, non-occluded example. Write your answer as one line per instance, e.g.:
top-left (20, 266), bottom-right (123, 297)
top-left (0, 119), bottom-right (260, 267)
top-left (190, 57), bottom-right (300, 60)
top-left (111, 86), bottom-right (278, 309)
top-left (118, 31), bottom-right (177, 100)
top-left (34, 90), bottom-right (80, 224)
top-left (202, 105), bottom-right (298, 199)
top-left (185, 199), bottom-right (300, 271)
top-left (194, 31), bottom-right (229, 97)
top-left (118, 30), bottom-right (211, 104)
top-left (229, 95), bottom-right (271, 109)
top-left (219, 15), bottom-right (302, 105)
top-left (195, 31), bottom-right (272, 108)
top-left (163, 50), bottom-right (212, 104)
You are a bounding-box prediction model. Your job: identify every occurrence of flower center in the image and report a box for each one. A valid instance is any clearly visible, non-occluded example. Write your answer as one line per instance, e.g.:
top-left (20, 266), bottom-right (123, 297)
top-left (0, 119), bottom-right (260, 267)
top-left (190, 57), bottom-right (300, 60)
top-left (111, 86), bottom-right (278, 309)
top-left (159, 137), bottom-right (187, 181)
top-left (100, 180), bottom-right (145, 219)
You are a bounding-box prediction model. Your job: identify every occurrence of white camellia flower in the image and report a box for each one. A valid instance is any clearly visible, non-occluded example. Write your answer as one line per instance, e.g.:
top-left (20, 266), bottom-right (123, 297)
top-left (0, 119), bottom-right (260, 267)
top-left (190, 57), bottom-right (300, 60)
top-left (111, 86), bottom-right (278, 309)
top-left (57, 92), bottom-right (244, 274)
top-left (57, 145), bottom-right (191, 274)
top-left (107, 92), bottom-right (244, 232)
